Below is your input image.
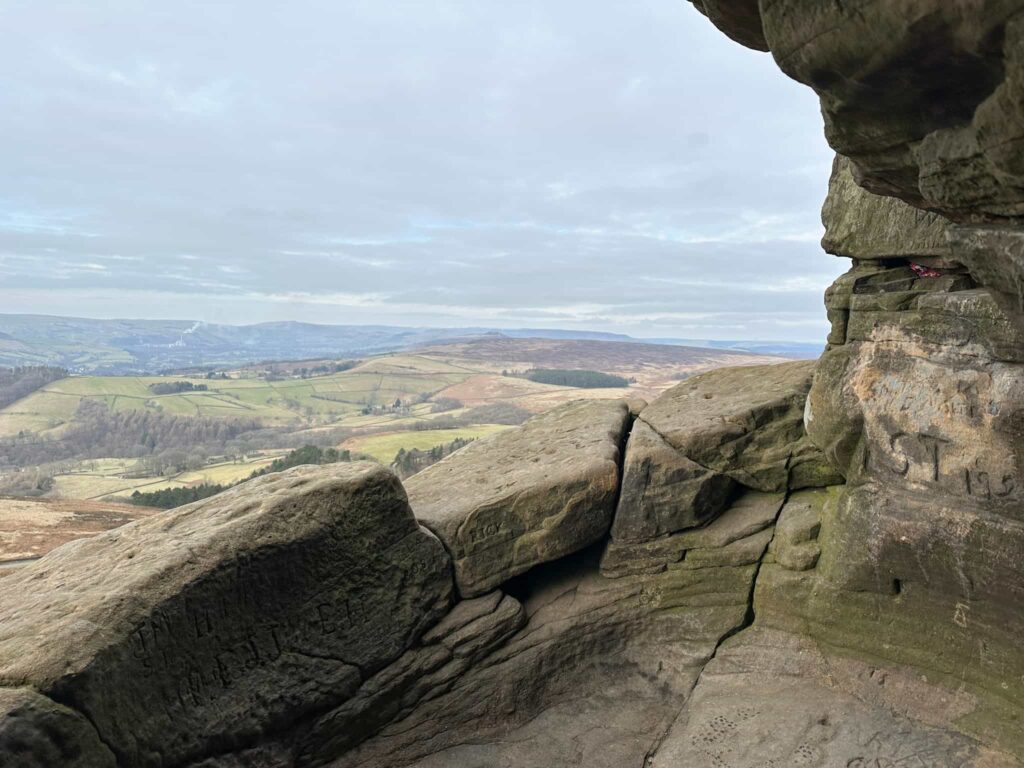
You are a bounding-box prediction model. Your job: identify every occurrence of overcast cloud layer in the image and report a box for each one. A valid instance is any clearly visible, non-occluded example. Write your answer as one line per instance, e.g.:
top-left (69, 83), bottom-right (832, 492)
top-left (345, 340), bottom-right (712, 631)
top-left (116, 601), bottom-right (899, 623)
top-left (0, 0), bottom-right (837, 341)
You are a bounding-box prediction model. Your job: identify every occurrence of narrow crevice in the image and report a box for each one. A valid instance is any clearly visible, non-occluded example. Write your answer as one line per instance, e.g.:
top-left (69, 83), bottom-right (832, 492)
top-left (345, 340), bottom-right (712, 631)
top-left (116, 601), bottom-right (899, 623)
top-left (641, 468), bottom-right (791, 767)
top-left (611, 405), bottom-right (640, 516)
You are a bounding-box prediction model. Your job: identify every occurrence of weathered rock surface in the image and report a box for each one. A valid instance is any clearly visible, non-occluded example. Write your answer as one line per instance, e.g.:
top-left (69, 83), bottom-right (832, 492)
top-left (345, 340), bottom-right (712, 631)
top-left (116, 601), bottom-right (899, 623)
top-left (950, 224), bottom-right (1024, 325)
top-left (798, 246), bottom-right (1024, 752)
top-left (331, 499), bottom-right (770, 768)
top-left (649, 628), bottom-right (1021, 768)
top-left (637, 360), bottom-right (834, 492)
top-left (609, 417), bottom-right (737, 544)
top-left (766, 487), bottom-right (829, 572)
top-left (0, 687), bottom-right (115, 768)
top-left (406, 399), bottom-right (630, 598)
top-left (607, 361), bottom-right (839, 561)
top-left (822, 155), bottom-right (953, 261)
top-left (0, 463), bottom-right (452, 768)
top-left (7, 3), bottom-right (1024, 765)
top-left (689, 0), bottom-right (766, 51)
top-left (602, 490), bottom-right (782, 578)
top-left (299, 590), bottom-right (526, 764)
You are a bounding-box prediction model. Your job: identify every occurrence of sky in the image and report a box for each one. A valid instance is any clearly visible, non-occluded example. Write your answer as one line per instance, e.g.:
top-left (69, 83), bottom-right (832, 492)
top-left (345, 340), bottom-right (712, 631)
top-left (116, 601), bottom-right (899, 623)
top-left (0, 0), bottom-right (838, 341)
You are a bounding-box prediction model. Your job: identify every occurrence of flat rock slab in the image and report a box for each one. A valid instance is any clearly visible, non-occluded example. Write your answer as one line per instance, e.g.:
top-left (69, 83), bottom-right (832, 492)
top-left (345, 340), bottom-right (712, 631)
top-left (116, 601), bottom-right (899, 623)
top-left (638, 360), bottom-right (821, 493)
top-left (650, 629), bottom-right (1020, 768)
top-left (0, 462), bottom-right (452, 768)
top-left (822, 154), bottom-right (951, 261)
top-left (402, 687), bottom-right (675, 768)
top-left (406, 399), bottom-right (630, 597)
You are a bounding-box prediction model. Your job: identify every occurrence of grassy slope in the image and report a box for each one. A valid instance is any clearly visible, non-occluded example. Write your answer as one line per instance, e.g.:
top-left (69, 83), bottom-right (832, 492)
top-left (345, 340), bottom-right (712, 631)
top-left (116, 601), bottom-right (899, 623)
top-left (342, 425), bottom-right (510, 463)
top-left (0, 355), bottom-right (478, 438)
top-left (50, 453), bottom-right (286, 500)
top-left (0, 340), bottom-right (792, 501)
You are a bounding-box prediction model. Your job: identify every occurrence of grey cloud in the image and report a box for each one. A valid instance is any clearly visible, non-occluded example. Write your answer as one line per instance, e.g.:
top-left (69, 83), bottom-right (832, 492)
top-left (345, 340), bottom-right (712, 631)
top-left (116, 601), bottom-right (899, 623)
top-left (0, 0), bottom-right (837, 340)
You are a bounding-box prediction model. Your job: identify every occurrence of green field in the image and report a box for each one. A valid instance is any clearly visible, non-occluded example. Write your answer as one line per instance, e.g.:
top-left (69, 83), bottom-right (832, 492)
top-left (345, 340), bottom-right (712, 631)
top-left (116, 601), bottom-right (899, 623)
top-left (0, 338), bottom-right (743, 503)
top-left (343, 425), bottom-right (510, 463)
top-left (49, 453), bottom-right (287, 501)
top-left (0, 356), bottom-right (478, 438)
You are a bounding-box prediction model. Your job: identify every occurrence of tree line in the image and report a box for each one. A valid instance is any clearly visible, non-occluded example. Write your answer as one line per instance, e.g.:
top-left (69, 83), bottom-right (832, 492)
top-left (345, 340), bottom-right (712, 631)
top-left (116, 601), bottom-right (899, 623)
top-left (0, 366), bottom-right (68, 410)
top-left (128, 444), bottom-right (354, 508)
top-left (148, 381), bottom-right (208, 395)
top-left (391, 437), bottom-right (474, 479)
top-left (0, 400), bottom-right (261, 467)
top-left (520, 368), bottom-right (630, 388)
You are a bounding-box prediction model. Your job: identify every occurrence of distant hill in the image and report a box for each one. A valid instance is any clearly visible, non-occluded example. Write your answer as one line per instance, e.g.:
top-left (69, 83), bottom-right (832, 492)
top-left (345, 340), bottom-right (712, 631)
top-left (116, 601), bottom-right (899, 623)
top-left (642, 338), bottom-right (823, 359)
top-left (0, 313), bottom-right (818, 373)
top-left (415, 336), bottom-right (771, 370)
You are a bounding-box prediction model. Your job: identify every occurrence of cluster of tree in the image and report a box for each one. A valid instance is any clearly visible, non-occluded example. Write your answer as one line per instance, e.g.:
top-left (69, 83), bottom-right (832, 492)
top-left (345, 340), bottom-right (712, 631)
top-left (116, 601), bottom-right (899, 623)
top-left (137, 450), bottom-right (207, 476)
top-left (0, 366), bottom-right (67, 410)
top-left (260, 360), bottom-right (360, 380)
top-left (391, 437), bottom-right (474, 479)
top-left (128, 443), bottom-right (355, 508)
top-left (130, 483), bottom-right (226, 509)
top-left (300, 360), bottom-right (360, 377)
top-left (148, 381), bottom-right (209, 395)
top-left (249, 445), bottom-right (351, 477)
top-left (430, 397), bottom-right (463, 413)
top-left (0, 400), bottom-right (262, 467)
top-left (0, 467), bottom-right (55, 497)
top-left (521, 368), bottom-right (630, 389)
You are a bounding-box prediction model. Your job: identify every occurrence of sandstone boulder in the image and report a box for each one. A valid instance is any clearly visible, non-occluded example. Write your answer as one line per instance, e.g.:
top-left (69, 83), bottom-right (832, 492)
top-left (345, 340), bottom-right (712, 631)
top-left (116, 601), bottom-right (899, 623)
top-left (637, 360), bottom-right (830, 492)
top-left (405, 399), bottom-right (630, 598)
top-left (609, 361), bottom-right (838, 555)
top-left (610, 417), bottom-right (736, 544)
top-left (336, 515), bottom-right (772, 768)
top-left (0, 688), bottom-right (115, 768)
top-left (821, 155), bottom-right (952, 261)
top-left (0, 463), bottom-right (452, 768)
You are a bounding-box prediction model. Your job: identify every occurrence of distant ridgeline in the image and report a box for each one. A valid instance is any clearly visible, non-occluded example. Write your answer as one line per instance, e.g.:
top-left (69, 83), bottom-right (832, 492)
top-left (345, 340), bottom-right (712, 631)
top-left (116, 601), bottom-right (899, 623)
top-left (129, 445), bottom-right (352, 508)
top-left (0, 366), bottom-right (67, 410)
top-left (517, 368), bottom-right (631, 388)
